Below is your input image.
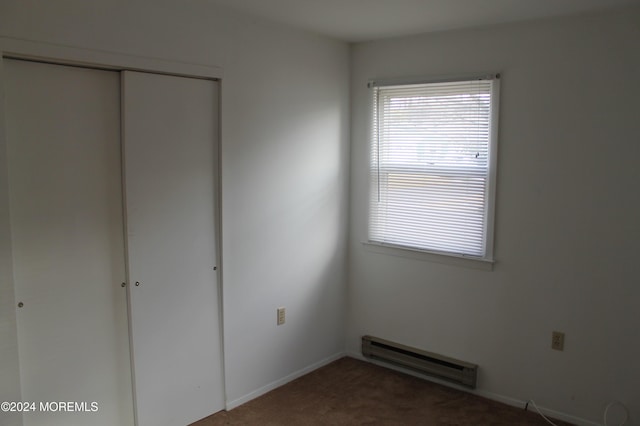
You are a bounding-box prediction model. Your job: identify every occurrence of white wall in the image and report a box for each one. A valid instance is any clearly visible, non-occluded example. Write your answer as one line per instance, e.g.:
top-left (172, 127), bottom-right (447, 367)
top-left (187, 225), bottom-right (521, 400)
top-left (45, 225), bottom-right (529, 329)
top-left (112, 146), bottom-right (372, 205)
top-left (348, 6), bottom-right (640, 425)
top-left (0, 0), bottom-right (349, 412)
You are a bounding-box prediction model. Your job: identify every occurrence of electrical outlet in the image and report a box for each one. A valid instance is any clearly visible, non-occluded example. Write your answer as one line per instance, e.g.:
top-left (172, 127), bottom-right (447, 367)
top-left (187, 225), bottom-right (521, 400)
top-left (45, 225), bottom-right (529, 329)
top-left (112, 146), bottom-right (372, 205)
top-left (551, 331), bottom-right (565, 351)
top-left (277, 307), bottom-right (285, 325)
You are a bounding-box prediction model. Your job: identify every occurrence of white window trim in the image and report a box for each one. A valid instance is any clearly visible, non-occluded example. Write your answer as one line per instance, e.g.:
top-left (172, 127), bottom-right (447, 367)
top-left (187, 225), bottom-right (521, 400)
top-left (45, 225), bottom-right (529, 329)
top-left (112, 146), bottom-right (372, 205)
top-left (362, 241), bottom-right (495, 271)
top-left (366, 73), bottom-right (501, 266)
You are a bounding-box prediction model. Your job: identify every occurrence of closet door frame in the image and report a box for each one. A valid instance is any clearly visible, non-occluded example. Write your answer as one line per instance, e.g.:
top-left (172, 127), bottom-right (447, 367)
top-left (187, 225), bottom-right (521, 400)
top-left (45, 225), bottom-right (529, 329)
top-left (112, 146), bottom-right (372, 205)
top-left (0, 37), bottom-right (226, 423)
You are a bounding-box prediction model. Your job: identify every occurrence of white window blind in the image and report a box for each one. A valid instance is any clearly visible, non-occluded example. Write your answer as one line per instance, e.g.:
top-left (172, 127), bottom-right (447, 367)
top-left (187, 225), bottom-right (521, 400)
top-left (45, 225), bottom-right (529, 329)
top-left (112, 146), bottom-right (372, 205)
top-left (369, 77), bottom-right (499, 260)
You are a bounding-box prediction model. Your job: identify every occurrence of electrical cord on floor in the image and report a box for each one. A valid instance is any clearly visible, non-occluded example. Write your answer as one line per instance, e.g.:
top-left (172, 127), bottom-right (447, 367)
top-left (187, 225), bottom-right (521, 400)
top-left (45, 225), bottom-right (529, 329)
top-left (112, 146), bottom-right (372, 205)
top-left (525, 400), bottom-right (558, 426)
top-left (604, 401), bottom-right (629, 426)
top-left (525, 399), bottom-right (630, 426)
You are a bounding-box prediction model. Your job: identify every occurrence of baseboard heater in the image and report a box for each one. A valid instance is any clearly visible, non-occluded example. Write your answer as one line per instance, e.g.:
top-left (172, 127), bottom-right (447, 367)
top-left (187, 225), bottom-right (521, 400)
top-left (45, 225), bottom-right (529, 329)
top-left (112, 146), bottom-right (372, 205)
top-left (362, 335), bottom-right (478, 389)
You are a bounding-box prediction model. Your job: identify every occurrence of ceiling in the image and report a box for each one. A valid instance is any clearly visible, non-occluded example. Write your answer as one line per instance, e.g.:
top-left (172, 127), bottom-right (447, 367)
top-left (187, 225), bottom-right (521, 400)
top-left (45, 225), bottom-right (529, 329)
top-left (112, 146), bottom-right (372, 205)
top-left (206, 0), bottom-right (640, 42)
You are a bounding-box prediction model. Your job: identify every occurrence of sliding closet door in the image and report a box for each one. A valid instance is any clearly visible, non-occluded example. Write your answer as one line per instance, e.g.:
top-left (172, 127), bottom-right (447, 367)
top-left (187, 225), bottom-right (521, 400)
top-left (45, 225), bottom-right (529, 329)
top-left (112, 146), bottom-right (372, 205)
top-left (4, 59), bottom-right (134, 426)
top-left (122, 71), bottom-right (224, 426)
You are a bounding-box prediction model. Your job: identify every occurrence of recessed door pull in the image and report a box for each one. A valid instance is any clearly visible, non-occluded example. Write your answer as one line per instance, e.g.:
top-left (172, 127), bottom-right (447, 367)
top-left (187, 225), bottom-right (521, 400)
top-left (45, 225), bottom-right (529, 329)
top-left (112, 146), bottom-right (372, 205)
top-left (135, 281), bottom-right (140, 286)
top-left (18, 302), bottom-right (24, 308)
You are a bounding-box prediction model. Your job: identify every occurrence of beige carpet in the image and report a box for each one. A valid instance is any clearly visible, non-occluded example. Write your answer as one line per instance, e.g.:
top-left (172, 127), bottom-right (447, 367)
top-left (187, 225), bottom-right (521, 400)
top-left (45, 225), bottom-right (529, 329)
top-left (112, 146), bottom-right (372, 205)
top-left (192, 357), bottom-right (571, 425)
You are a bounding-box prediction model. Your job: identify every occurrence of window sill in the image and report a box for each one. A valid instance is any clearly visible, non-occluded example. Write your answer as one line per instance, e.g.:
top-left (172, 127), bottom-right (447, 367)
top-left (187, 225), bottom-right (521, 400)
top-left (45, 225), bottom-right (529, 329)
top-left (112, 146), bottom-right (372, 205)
top-left (362, 241), bottom-right (494, 271)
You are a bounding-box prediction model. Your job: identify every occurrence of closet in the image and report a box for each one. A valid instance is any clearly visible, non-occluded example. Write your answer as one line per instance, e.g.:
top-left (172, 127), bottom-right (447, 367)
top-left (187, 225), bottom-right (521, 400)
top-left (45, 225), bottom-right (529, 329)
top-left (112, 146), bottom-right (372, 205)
top-left (3, 58), bottom-right (224, 426)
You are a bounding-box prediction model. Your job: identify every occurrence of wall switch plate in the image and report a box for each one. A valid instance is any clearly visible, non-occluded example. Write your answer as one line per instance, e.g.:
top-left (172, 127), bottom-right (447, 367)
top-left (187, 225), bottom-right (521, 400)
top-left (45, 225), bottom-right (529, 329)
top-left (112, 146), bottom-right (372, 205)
top-left (277, 307), bottom-right (285, 325)
top-left (552, 331), bottom-right (565, 351)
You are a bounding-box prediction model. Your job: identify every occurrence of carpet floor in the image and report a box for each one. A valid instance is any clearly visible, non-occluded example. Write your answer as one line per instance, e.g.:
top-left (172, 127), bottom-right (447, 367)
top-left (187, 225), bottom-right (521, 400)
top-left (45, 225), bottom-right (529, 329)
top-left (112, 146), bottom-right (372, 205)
top-left (191, 357), bottom-right (571, 425)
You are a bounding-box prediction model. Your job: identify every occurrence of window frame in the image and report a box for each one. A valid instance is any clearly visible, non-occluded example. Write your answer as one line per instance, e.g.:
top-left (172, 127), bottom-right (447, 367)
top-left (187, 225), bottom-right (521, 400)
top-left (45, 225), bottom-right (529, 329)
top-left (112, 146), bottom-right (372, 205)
top-left (366, 74), bottom-right (501, 264)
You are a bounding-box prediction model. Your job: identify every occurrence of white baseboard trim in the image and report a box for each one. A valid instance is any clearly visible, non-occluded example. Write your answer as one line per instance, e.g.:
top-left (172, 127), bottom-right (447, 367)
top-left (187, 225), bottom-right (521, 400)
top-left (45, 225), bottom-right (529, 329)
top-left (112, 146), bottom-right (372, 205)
top-left (225, 351), bottom-right (346, 411)
top-left (346, 351), bottom-right (600, 426)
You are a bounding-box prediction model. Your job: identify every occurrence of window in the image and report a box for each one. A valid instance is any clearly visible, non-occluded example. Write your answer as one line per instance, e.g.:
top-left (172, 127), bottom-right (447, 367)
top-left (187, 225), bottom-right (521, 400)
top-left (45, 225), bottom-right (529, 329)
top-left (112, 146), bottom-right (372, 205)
top-left (368, 75), bottom-right (500, 261)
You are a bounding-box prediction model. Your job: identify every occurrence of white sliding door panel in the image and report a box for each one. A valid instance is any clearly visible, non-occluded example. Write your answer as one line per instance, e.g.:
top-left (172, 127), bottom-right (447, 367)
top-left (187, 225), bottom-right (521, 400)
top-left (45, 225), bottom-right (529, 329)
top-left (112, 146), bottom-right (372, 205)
top-left (4, 59), bottom-right (134, 426)
top-left (122, 71), bottom-right (223, 426)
